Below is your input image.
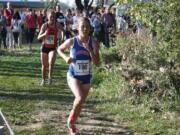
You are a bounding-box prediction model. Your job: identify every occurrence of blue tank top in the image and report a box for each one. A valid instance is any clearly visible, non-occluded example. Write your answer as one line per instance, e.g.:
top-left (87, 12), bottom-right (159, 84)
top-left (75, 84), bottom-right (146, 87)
top-left (68, 36), bottom-right (93, 79)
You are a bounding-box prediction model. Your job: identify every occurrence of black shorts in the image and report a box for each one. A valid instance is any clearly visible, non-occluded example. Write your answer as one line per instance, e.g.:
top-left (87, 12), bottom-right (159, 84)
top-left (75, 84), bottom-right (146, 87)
top-left (41, 46), bottom-right (56, 54)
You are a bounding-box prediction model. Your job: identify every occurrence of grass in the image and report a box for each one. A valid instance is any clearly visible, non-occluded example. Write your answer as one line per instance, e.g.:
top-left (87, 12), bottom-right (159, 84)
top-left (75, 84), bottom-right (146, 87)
top-left (0, 45), bottom-right (73, 134)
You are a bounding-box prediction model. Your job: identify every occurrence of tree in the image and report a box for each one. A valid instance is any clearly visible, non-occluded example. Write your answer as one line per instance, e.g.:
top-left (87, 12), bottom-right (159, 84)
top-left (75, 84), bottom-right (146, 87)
top-left (100, 0), bottom-right (104, 7)
top-left (75, 0), bottom-right (94, 11)
top-left (44, 0), bottom-right (59, 9)
top-left (117, 0), bottom-right (179, 44)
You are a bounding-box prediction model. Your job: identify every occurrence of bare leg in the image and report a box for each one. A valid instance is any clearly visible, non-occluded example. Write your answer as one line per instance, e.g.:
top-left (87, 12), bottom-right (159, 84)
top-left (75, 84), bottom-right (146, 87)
top-left (41, 52), bottom-right (48, 85)
top-left (67, 76), bottom-right (90, 133)
top-left (48, 50), bottom-right (56, 81)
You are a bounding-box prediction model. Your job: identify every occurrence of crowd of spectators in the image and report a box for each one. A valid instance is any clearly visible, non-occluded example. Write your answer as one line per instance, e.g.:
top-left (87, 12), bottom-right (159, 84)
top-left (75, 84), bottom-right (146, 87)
top-left (0, 2), bottom-right (141, 50)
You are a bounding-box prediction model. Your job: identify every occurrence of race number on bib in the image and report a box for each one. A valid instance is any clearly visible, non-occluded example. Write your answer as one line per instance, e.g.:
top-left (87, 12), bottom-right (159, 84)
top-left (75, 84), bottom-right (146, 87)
top-left (45, 35), bottom-right (54, 45)
top-left (74, 60), bottom-right (91, 76)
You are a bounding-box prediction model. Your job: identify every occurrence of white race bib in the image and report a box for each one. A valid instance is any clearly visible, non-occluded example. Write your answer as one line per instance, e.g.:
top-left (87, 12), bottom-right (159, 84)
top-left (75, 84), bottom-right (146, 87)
top-left (45, 35), bottom-right (54, 45)
top-left (74, 60), bottom-right (91, 76)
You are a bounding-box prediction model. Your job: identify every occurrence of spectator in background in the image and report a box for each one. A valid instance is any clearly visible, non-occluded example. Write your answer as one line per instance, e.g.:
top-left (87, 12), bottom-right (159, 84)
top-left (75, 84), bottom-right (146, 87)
top-left (102, 6), bottom-right (115, 48)
top-left (117, 15), bottom-right (128, 36)
top-left (90, 7), bottom-right (99, 23)
top-left (72, 8), bottom-right (83, 36)
top-left (19, 9), bottom-right (26, 45)
top-left (42, 8), bottom-right (48, 24)
top-left (100, 7), bottom-right (105, 15)
top-left (33, 10), bottom-right (37, 19)
top-left (19, 9), bottom-right (26, 22)
top-left (0, 9), bottom-right (7, 49)
top-left (92, 13), bottom-right (104, 43)
top-left (55, 5), bottom-right (65, 27)
top-left (12, 11), bottom-right (22, 48)
top-left (3, 2), bottom-right (14, 49)
top-left (71, 8), bottom-right (75, 16)
top-left (65, 9), bottom-right (73, 39)
top-left (55, 5), bottom-right (65, 45)
top-left (37, 10), bottom-right (43, 32)
top-left (24, 8), bottom-right (37, 51)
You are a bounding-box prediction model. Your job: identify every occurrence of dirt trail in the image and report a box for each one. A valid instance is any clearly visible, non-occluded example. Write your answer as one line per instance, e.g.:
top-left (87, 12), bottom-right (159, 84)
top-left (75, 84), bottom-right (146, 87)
top-left (14, 101), bottom-right (136, 135)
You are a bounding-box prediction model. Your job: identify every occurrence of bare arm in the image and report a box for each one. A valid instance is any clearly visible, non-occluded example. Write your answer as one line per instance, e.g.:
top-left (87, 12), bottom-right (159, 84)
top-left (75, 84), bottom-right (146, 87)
top-left (37, 23), bottom-right (47, 41)
top-left (57, 38), bottom-right (74, 64)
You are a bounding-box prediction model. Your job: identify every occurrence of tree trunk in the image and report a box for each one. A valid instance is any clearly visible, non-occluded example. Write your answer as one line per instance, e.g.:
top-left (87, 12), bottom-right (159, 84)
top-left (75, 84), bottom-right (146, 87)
top-left (75, 0), bottom-right (84, 11)
top-left (88, 0), bottom-right (94, 10)
top-left (84, 0), bottom-right (89, 9)
top-left (100, 0), bottom-right (104, 7)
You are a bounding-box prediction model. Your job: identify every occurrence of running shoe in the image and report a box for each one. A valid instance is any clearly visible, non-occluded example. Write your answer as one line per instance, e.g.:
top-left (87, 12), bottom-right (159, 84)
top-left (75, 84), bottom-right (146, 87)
top-left (48, 78), bottom-right (52, 85)
top-left (67, 119), bottom-right (77, 135)
top-left (40, 80), bottom-right (45, 86)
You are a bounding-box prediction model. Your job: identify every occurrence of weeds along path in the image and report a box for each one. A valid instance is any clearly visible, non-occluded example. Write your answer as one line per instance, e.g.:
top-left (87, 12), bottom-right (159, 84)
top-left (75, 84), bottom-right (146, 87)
top-left (0, 47), bottom-right (134, 135)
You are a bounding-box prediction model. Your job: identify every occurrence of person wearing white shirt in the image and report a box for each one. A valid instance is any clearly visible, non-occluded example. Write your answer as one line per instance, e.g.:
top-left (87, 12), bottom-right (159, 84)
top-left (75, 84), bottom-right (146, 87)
top-left (12, 17), bottom-right (22, 48)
